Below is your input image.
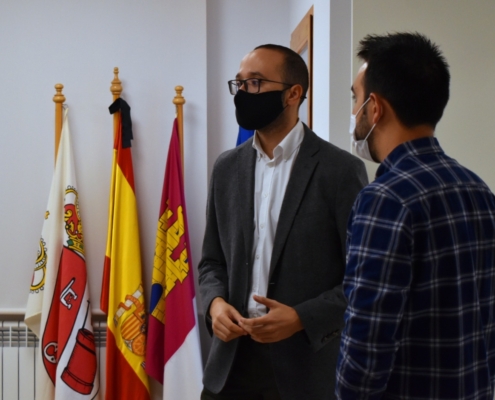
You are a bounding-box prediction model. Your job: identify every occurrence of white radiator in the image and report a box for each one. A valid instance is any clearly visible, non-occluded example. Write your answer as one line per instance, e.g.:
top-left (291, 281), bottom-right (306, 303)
top-left (0, 320), bottom-right (106, 400)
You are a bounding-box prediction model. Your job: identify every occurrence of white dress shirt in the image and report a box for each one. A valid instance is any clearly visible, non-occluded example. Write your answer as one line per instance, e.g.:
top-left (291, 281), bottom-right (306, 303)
top-left (247, 120), bottom-right (305, 317)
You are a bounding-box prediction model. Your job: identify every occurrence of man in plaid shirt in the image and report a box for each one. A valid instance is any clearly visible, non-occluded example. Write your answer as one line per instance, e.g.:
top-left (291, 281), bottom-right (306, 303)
top-left (337, 32), bottom-right (495, 399)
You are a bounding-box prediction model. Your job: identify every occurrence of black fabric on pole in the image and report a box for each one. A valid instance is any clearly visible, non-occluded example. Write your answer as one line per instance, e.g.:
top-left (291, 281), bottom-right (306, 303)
top-left (109, 98), bottom-right (133, 148)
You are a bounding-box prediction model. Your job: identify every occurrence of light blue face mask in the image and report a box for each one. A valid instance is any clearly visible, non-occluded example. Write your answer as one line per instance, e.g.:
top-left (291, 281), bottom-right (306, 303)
top-left (349, 97), bottom-right (377, 162)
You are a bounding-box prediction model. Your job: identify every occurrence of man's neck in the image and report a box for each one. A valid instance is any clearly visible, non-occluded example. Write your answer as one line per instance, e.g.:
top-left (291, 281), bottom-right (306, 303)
top-left (257, 116), bottom-right (299, 159)
top-left (377, 124), bottom-right (435, 162)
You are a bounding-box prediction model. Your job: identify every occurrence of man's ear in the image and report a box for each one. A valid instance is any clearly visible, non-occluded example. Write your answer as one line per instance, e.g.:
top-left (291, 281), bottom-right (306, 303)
top-left (369, 92), bottom-right (384, 125)
top-left (285, 84), bottom-right (304, 106)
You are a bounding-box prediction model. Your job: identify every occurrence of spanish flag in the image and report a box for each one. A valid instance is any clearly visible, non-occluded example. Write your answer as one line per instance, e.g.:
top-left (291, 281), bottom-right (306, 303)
top-left (100, 98), bottom-right (150, 400)
top-left (145, 119), bottom-right (202, 398)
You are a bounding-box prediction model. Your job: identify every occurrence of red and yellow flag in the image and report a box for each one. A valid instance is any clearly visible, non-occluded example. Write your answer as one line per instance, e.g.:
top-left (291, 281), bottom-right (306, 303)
top-left (100, 98), bottom-right (150, 400)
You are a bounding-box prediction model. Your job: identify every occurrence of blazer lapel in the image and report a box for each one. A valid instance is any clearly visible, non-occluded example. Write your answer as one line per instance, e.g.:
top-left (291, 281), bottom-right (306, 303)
top-left (269, 127), bottom-right (320, 278)
top-left (237, 143), bottom-right (256, 263)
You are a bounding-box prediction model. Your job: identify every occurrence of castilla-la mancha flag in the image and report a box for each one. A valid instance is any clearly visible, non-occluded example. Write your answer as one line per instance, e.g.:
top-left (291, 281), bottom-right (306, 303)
top-left (100, 98), bottom-right (150, 400)
top-left (146, 118), bottom-right (203, 398)
top-left (25, 108), bottom-right (100, 400)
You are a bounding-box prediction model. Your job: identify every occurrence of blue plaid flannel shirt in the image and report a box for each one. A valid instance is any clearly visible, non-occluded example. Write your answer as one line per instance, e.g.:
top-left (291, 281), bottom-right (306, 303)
top-left (336, 137), bottom-right (495, 399)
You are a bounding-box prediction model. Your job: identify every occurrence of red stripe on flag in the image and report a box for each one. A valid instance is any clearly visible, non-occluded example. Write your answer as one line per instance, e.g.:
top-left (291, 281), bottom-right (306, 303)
top-left (158, 119), bottom-right (181, 216)
top-left (164, 273), bottom-right (196, 364)
top-left (100, 256), bottom-right (111, 314)
top-left (146, 316), bottom-right (164, 383)
top-left (117, 147), bottom-right (135, 193)
top-left (114, 115), bottom-right (135, 192)
top-left (105, 330), bottom-right (150, 400)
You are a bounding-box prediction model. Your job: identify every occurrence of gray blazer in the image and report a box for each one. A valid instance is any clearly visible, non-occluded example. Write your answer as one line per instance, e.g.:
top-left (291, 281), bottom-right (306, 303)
top-left (198, 125), bottom-right (368, 399)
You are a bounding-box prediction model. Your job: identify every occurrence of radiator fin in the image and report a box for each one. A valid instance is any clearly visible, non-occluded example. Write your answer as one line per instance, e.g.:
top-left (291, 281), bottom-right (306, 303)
top-left (0, 319), bottom-right (107, 400)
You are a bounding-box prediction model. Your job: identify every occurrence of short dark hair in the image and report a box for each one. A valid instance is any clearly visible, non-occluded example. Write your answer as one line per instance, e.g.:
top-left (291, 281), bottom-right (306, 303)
top-left (357, 32), bottom-right (450, 128)
top-left (255, 44), bottom-right (309, 105)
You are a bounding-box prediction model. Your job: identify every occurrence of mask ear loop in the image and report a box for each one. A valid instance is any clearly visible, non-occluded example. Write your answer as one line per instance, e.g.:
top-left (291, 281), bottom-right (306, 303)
top-left (362, 95), bottom-right (381, 141)
top-left (363, 123), bottom-right (376, 141)
top-left (355, 97), bottom-right (371, 118)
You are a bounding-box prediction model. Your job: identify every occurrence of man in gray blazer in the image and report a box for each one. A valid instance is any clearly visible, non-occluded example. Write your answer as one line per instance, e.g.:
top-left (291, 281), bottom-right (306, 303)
top-left (199, 44), bottom-right (368, 400)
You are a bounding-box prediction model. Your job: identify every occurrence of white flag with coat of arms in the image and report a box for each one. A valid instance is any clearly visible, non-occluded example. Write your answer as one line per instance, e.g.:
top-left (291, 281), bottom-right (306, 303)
top-left (25, 108), bottom-right (100, 400)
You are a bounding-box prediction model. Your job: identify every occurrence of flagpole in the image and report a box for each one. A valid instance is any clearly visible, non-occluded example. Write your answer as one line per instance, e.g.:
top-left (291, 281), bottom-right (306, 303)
top-left (110, 67), bottom-right (122, 140)
top-left (173, 86), bottom-right (185, 175)
top-left (53, 83), bottom-right (66, 164)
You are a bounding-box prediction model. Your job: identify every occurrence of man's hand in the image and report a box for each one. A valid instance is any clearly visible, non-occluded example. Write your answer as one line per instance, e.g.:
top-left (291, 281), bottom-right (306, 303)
top-left (238, 295), bottom-right (303, 343)
top-left (209, 297), bottom-right (248, 342)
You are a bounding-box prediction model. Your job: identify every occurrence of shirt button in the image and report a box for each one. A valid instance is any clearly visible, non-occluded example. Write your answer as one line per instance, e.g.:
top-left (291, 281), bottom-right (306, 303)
top-left (256, 255), bottom-right (260, 260)
top-left (263, 193), bottom-right (268, 198)
top-left (260, 223), bottom-right (265, 229)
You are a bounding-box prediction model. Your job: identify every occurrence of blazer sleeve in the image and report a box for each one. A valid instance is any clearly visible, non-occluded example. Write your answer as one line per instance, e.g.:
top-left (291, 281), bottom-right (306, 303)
top-left (197, 163), bottom-right (229, 335)
top-left (293, 156), bottom-right (368, 352)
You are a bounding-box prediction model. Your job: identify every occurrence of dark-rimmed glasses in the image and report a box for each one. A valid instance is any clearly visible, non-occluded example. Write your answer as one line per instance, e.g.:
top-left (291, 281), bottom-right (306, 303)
top-left (228, 78), bottom-right (293, 95)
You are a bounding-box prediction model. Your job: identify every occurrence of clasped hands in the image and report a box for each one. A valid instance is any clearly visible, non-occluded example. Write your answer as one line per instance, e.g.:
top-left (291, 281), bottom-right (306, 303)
top-left (209, 295), bottom-right (303, 343)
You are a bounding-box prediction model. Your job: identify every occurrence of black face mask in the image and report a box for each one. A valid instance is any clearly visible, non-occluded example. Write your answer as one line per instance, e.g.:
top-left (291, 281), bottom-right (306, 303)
top-left (234, 89), bottom-right (286, 130)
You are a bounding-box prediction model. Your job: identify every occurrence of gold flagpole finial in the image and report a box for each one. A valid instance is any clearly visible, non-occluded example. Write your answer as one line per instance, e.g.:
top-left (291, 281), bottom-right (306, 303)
top-left (53, 84), bottom-right (66, 164)
top-left (173, 86), bottom-right (186, 109)
top-left (110, 68), bottom-right (123, 142)
top-left (110, 67), bottom-right (122, 100)
top-left (173, 86), bottom-right (185, 175)
top-left (53, 83), bottom-right (66, 105)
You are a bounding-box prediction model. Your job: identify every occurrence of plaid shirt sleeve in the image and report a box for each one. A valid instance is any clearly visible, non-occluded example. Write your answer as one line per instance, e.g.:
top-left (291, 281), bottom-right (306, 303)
top-left (336, 188), bottom-right (413, 399)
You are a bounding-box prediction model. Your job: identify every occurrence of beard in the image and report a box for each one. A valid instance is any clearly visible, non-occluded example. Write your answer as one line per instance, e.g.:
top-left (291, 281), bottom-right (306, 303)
top-left (354, 110), bottom-right (379, 163)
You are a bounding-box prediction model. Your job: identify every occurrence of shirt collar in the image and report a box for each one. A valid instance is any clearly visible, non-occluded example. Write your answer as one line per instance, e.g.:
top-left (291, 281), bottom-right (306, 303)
top-left (252, 120), bottom-right (305, 161)
top-left (376, 136), bottom-right (444, 178)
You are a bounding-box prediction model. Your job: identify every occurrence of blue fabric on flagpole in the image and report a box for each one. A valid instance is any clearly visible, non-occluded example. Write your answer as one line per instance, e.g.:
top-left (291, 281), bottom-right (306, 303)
top-left (236, 126), bottom-right (254, 146)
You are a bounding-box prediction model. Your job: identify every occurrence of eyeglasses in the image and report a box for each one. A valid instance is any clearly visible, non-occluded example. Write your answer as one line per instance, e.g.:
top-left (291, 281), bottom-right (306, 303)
top-left (228, 78), bottom-right (293, 95)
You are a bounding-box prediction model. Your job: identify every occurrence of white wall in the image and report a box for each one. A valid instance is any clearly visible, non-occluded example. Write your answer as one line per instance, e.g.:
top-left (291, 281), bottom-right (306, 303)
top-left (0, 0), bottom-right (207, 310)
top-left (0, 0), bottom-right (207, 311)
top-left (289, 0), bottom-right (330, 141)
top-left (288, 1), bottom-right (354, 150)
top-left (206, 0), bottom-right (290, 176)
top-left (353, 0), bottom-right (495, 188)
top-left (1, 2), bottom-right (207, 397)
top-left (205, 0), bottom-right (355, 177)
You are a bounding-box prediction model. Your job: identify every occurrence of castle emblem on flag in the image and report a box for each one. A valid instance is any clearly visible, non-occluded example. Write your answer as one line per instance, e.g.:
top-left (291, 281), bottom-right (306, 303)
top-left (150, 203), bottom-right (189, 323)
